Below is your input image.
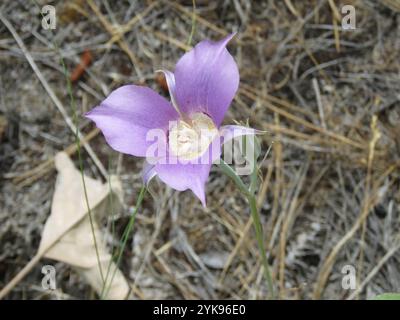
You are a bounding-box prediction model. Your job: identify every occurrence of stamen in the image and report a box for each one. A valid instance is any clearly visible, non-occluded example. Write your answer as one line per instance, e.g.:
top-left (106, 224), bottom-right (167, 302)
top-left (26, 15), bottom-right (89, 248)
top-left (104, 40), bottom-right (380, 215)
top-left (168, 112), bottom-right (218, 160)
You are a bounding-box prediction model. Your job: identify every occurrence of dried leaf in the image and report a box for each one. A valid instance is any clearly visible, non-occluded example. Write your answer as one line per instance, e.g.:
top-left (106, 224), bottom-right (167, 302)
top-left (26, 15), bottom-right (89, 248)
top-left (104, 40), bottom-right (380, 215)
top-left (38, 152), bottom-right (129, 299)
top-left (199, 251), bottom-right (229, 270)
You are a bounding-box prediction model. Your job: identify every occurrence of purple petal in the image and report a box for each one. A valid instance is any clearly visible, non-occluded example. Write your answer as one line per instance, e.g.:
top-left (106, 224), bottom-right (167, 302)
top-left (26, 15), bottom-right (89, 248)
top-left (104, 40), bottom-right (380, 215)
top-left (157, 70), bottom-right (179, 114)
top-left (142, 161), bottom-right (157, 185)
top-left (154, 162), bottom-right (212, 207)
top-left (174, 34), bottom-right (239, 127)
top-left (86, 85), bottom-right (178, 157)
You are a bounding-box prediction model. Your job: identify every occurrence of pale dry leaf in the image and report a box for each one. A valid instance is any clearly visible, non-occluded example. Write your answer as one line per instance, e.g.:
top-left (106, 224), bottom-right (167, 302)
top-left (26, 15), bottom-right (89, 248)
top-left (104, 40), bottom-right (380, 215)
top-left (199, 251), bottom-right (229, 269)
top-left (38, 152), bottom-right (129, 299)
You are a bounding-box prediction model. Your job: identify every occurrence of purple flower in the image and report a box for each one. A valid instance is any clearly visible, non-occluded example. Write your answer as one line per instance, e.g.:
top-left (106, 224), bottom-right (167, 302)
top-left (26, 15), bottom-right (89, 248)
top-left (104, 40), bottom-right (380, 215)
top-left (86, 34), bottom-right (255, 206)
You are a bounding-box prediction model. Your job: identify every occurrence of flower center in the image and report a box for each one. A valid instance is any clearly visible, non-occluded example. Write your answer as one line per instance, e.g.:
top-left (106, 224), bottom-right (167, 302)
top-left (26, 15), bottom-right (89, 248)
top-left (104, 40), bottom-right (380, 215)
top-left (168, 112), bottom-right (218, 160)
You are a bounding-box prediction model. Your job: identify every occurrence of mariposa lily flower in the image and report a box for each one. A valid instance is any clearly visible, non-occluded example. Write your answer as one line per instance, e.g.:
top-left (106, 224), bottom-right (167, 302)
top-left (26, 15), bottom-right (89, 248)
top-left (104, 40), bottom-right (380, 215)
top-left (86, 34), bottom-right (255, 206)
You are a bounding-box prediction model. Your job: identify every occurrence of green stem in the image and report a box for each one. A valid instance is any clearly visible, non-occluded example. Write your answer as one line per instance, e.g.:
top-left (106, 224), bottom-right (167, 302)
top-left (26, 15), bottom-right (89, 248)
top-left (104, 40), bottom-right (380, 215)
top-left (186, 0), bottom-right (196, 48)
top-left (218, 160), bottom-right (249, 196)
top-left (101, 161), bottom-right (117, 296)
top-left (30, 0), bottom-right (106, 286)
top-left (247, 193), bottom-right (275, 299)
top-left (218, 162), bottom-right (275, 299)
top-left (101, 185), bottom-right (146, 299)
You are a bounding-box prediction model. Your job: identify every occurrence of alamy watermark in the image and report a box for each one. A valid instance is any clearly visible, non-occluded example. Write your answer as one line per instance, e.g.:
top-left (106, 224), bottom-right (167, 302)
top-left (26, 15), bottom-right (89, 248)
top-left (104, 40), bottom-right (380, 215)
top-left (41, 5), bottom-right (56, 30)
top-left (341, 264), bottom-right (356, 290)
top-left (145, 125), bottom-right (258, 175)
top-left (41, 264), bottom-right (56, 290)
top-left (341, 5), bottom-right (356, 30)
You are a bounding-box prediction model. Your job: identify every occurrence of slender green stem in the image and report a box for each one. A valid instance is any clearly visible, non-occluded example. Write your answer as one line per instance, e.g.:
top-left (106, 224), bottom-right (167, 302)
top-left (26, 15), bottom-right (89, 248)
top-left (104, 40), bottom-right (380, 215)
top-left (66, 59), bottom-right (105, 285)
top-left (101, 157), bottom-right (117, 294)
top-left (186, 0), bottom-right (196, 48)
top-left (218, 160), bottom-right (249, 196)
top-left (247, 193), bottom-right (275, 298)
top-left (101, 185), bottom-right (146, 299)
top-left (218, 162), bottom-right (275, 299)
top-left (30, 0), bottom-right (105, 285)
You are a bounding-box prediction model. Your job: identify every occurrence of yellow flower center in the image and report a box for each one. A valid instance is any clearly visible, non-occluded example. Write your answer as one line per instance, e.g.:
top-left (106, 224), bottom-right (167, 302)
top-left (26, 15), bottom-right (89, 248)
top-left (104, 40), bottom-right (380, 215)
top-left (168, 113), bottom-right (218, 160)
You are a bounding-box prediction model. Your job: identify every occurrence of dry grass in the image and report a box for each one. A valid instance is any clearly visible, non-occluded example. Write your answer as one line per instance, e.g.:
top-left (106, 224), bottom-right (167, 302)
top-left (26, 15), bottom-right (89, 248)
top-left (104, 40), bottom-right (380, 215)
top-left (1, 0), bottom-right (400, 299)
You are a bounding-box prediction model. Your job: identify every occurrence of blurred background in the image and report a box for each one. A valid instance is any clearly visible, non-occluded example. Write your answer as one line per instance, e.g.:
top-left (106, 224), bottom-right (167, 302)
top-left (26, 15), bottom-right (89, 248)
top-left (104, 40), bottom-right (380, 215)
top-left (1, 0), bottom-right (400, 299)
